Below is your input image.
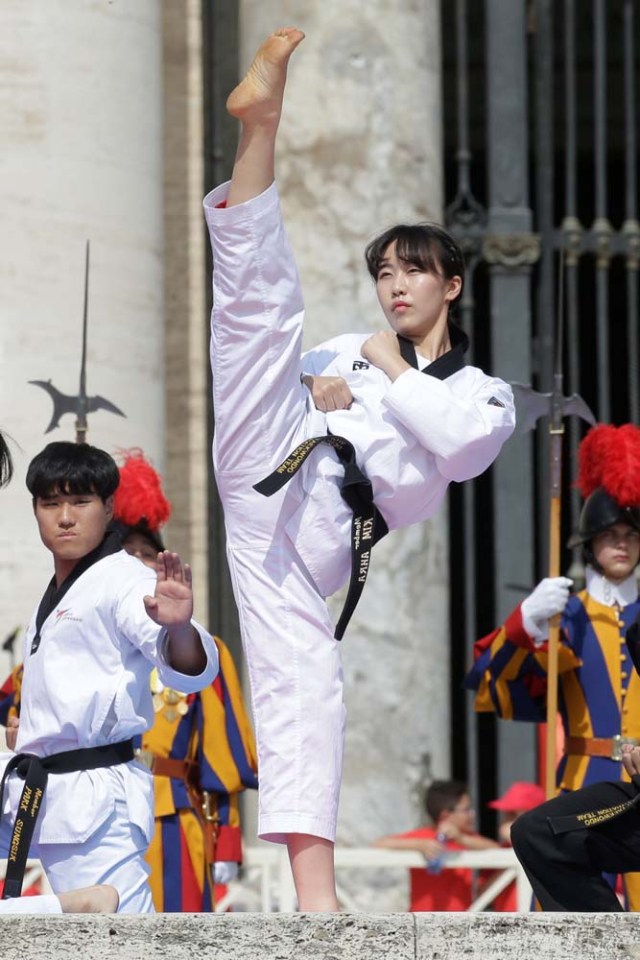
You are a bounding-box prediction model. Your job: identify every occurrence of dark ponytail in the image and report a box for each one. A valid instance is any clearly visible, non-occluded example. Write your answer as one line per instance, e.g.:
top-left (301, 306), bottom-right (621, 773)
top-left (0, 431), bottom-right (13, 489)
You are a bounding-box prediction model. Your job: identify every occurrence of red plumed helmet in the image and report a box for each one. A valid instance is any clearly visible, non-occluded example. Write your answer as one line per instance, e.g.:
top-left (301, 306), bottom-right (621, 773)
top-left (113, 449), bottom-right (171, 533)
top-left (568, 424), bottom-right (640, 547)
top-left (576, 423), bottom-right (640, 506)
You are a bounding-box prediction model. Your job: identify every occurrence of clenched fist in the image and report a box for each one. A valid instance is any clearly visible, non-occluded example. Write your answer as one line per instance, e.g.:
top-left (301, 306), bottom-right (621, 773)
top-left (301, 375), bottom-right (353, 412)
top-left (361, 331), bottom-right (410, 380)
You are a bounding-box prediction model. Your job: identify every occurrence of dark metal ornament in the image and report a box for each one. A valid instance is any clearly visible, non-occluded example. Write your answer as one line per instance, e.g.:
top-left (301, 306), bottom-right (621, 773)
top-left (28, 241), bottom-right (126, 441)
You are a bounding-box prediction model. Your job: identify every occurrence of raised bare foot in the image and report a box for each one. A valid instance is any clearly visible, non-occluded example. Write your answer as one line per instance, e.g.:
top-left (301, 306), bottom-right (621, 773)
top-left (227, 27), bottom-right (305, 125)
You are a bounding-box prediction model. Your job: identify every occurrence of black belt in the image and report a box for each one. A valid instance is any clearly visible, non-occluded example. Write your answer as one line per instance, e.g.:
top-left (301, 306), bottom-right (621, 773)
top-left (549, 777), bottom-right (640, 835)
top-left (0, 739), bottom-right (134, 899)
top-left (253, 434), bottom-right (388, 640)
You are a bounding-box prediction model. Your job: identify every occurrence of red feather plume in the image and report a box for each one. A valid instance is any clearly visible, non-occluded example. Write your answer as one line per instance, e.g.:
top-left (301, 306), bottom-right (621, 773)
top-left (113, 448), bottom-right (171, 532)
top-left (576, 423), bottom-right (640, 506)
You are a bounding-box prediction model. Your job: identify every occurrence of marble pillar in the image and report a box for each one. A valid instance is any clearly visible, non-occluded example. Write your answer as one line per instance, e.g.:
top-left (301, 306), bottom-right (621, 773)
top-left (161, 0), bottom-right (209, 623)
top-left (0, 0), bottom-right (165, 667)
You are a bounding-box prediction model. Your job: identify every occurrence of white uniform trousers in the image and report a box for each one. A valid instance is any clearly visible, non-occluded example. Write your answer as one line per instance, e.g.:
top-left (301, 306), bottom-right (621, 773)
top-left (207, 182), bottom-right (347, 843)
top-left (0, 895), bottom-right (62, 914)
top-left (0, 798), bottom-right (153, 914)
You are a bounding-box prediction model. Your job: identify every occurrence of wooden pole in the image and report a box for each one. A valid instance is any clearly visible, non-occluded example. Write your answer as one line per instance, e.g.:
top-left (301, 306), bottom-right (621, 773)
top-left (545, 427), bottom-right (564, 797)
top-left (75, 240), bottom-right (90, 444)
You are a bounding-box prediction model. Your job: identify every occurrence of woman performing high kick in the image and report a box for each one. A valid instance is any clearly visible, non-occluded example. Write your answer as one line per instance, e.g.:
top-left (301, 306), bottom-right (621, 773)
top-left (204, 28), bottom-right (514, 910)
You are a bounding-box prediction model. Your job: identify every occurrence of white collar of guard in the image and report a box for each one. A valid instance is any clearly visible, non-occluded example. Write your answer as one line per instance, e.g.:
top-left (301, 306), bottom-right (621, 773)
top-left (586, 567), bottom-right (638, 608)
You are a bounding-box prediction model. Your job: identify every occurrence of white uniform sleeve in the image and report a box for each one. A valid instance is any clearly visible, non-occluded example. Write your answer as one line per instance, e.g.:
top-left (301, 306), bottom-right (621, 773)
top-left (115, 571), bottom-right (218, 692)
top-left (381, 368), bottom-right (515, 482)
top-left (155, 624), bottom-right (219, 693)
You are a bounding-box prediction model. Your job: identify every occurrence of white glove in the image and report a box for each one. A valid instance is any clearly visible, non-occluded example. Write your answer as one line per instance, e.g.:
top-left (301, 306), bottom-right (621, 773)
top-left (521, 577), bottom-right (573, 642)
top-left (213, 861), bottom-right (239, 884)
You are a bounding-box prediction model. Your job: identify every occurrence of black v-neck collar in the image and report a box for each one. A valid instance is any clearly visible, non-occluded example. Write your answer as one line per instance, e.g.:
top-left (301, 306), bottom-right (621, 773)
top-left (30, 530), bottom-right (122, 656)
top-left (397, 322), bottom-right (468, 381)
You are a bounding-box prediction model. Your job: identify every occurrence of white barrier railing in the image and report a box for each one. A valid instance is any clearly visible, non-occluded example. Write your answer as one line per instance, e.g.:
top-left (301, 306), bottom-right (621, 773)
top-left (2, 849), bottom-right (531, 914)
top-left (216, 846), bottom-right (532, 914)
top-left (0, 860), bottom-right (52, 895)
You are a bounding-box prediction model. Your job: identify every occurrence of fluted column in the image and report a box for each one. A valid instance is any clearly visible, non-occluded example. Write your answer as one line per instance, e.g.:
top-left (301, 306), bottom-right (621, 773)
top-left (161, 0), bottom-right (209, 622)
top-left (0, 1), bottom-right (165, 659)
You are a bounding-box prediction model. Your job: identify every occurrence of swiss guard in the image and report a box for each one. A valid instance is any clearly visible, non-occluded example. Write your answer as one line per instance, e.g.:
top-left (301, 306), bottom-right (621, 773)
top-left (466, 423), bottom-right (640, 909)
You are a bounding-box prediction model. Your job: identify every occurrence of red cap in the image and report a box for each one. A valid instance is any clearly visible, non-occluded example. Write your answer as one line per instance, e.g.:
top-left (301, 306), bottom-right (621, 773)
top-left (487, 782), bottom-right (545, 812)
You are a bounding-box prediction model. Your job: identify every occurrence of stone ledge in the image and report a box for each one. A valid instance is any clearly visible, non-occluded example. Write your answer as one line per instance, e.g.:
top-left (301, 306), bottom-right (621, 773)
top-left (2, 912), bottom-right (640, 960)
top-left (415, 913), bottom-right (640, 959)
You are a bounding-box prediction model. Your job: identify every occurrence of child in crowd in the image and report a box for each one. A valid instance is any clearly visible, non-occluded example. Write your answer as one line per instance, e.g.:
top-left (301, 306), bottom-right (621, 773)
top-left (374, 780), bottom-right (499, 911)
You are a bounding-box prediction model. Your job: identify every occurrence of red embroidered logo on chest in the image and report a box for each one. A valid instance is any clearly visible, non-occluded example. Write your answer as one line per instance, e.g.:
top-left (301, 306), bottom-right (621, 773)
top-left (54, 608), bottom-right (82, 625)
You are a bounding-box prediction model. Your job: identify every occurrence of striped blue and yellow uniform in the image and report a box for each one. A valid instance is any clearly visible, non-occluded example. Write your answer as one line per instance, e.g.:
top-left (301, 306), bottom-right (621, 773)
top-left (139, 636), bottom-right (258, 912)
top-left (465, 588), bottom-right (640, 907)
top-left (0, 664), bottom-right (22, 728)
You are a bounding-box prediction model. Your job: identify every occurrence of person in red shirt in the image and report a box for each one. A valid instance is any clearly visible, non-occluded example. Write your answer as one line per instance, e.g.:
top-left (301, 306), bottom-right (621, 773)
top-left (490, 782), bottom-right (546, 845)
top-left (374, 780), bottom-right (499, 911)
top-left (488, 781), bottom-right (545, 912)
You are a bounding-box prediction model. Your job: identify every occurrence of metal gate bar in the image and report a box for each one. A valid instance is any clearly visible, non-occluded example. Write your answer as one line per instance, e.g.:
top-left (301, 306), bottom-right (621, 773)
top-left (446, 0), bottom-right (486, 809)
top-left (592, 0), bottom-right (612, 422)
top-left (622, 0), bottom-right (639, 424)
top-left (562, 0), bottom-right (584, 571)
top-left (534, 0), bottom-right (555, 570)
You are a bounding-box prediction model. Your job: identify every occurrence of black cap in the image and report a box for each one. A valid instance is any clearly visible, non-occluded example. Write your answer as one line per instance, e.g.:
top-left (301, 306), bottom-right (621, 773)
top-left (111, 519), bottom-right (165, 554)
top-left (568, 487), bottom-right (640, 548)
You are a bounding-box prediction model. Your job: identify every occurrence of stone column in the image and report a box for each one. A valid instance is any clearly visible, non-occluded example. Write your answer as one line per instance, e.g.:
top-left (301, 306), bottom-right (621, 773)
top-left (161, 0), bottom-right (209, 623)
top-left (237, 2), bottom-right (447, 895)
top-left (0, 0), bottom-right (165, 667)
top-left (485, 0), bottom-right (537, 790)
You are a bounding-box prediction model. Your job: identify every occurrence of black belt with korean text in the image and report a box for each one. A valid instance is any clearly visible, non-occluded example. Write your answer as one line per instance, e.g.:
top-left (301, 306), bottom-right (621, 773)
top-left (253, 328), bottom-right (468, 640)
top-left (254, 433), bottom-right (388, 640)
top-left (0, 739), bottom-right (134, 899)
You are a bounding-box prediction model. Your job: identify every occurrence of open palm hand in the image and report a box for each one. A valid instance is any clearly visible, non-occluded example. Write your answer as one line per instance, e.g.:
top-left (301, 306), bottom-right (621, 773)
top-left (143, 551), bottom-right (194, 628)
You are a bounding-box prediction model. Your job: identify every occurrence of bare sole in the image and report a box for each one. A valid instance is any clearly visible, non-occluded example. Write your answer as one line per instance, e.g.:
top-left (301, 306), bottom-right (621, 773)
top-left (226, 27), bottom-right (305, 123)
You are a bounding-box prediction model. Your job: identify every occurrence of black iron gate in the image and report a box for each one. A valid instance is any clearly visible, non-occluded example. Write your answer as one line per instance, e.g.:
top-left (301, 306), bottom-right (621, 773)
top-left (442, 0), bottom-right (640, 833)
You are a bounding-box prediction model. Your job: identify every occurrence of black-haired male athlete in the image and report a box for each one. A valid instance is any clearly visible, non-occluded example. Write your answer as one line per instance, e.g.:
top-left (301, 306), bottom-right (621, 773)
top-left (0, 441), bottom-right (217, 913)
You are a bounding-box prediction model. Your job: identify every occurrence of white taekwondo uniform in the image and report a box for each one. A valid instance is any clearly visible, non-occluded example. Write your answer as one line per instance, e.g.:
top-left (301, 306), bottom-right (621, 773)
top-left (0, 894), bottom-right (62, 914)
top-left (204, 180), bottom-right (515, 844)
top-left (0, 550), bottom-right (218, 913)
